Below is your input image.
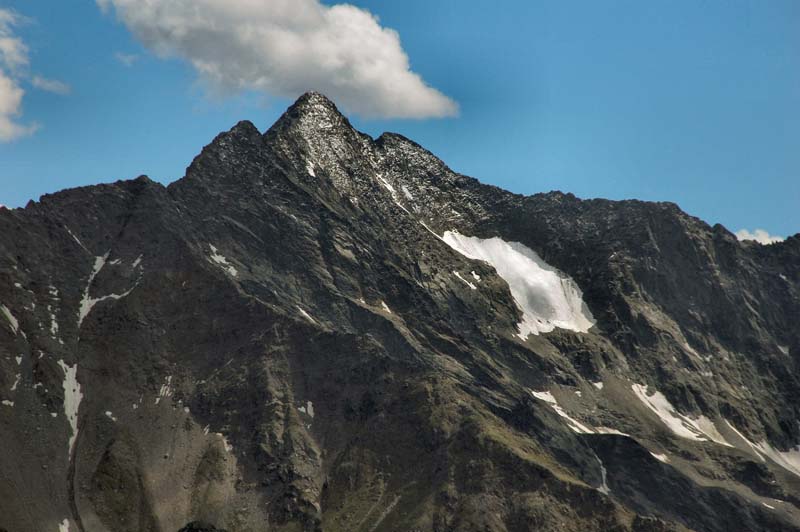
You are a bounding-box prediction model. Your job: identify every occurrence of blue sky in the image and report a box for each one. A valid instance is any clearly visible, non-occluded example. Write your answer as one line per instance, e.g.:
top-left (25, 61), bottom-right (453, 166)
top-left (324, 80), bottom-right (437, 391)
top-left (0, 0), bottom-right (797, 240)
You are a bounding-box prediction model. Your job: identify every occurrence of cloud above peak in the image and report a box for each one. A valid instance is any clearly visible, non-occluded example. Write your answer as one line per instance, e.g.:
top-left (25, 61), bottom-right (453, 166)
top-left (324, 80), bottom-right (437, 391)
top-left (96, 0), bottom-right (458, 119)
top-left (735, 228), bottom-right (785, 245)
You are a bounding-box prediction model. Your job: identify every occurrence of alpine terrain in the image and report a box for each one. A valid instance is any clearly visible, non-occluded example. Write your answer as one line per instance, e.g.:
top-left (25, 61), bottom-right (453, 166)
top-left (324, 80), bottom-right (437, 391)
top-left (1, 92), bottom-right (799, 532)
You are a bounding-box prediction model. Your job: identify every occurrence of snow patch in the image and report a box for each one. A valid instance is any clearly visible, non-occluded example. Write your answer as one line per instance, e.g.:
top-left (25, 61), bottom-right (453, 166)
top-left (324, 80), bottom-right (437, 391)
top-left (15, 356), bottom-right (22, 365)
top-left (531, 390), bottom-right (593, 434)
top-left (59, 518), bottom-right (71, 532)
top-left (78, 253), bottom-right (108, 326)
top-left (401, 185), bottom-right (414, 201)
top-left (596, 455), bottom-right (611, 495)
top-left (156, 375), bottom-right (173, 404)
top-left (159, 376), bottom-right (172, 396)
top-left (58, 360), bottom-right (83, 456)
top-left (470, 270), bottom-right (481, 282)
top-left (132, 255), bottom-right (143, 269)
top-left (1, 304), bottom-right (20, 335)
top-left (306, 162), bottom-right (316, 177)
top-left (78, 253), bottom-right (137, 327)
top-left (453, 271), bottom-right (477, 290)
top-left (723, 420), bottom-right (768, 462)
top-left (81, 288), bottom-right (135, 327)
top-left (592, 381), bottom-right (604, 390)
top-left (380, 301), bottom-right (392, 314)
top-left (65, 227), bottom-right (89, 252)
top-left (48, 304), bottom-right (60, 341)
top-left (724, 420), bottom-right (800, 478)
top-left (442, 231), bottom-right (595, 339)
top-left (650, 452), bottom-right (670, 463)
top-left (751, 441), bottom-right (800, 478)
top-left (419, 221), bottom-right (446, 242)
top-left (376, 174), bottom-right (396, 195)
top-left (297, 306), bottom-right (317, 324)
top-left (595, 427), bottom-right (630, 437)
top-left (208, 244), bottom-right (238, 277)
top-left (376, 174), bottom-right (411, 214)
top-left (299, 400), bottom-right (315, 418)
top-left (10, 373), bottom-right (20, 391)
top-left (631, 384), bottom-right (731, 446)
top-left (105, 411), bottom-right (117, 422)
top-left (1, 400), bottom-right (13, 407)
top-left (762, 502), bottom-right (776, 510)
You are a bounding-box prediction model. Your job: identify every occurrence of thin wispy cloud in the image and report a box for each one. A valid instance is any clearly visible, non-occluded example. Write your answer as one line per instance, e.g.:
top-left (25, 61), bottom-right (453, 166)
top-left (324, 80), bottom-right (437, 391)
top-left (114, 51), bottom-right (138, 67)
top-left (735, 228), bottom-right (785, 245)
top-left (96, 0), bottom-right (458, 119)
top-left (31, 75), bottom-right (70, 95)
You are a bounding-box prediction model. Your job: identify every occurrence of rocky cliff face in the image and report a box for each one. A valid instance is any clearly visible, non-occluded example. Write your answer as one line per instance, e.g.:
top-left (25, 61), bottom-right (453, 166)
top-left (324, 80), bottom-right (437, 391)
top-left (1, 92), bottom-right (798, 532)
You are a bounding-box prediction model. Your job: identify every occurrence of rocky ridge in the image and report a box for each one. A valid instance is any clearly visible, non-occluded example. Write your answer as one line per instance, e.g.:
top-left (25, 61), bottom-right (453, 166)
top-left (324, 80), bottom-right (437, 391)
top-left (0, 92), bottom-right (798, 532)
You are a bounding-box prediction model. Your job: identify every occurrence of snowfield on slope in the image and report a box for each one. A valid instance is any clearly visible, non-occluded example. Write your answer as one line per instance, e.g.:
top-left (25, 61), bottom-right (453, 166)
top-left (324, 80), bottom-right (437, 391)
top-left (631, 384), bottom-right (731, 446)
top-left (724, 420), bottom-right (800, 477)
top-left (442, 231), bottom-right (595, 338)
top-left (58, 360), bottom-right (83, 457)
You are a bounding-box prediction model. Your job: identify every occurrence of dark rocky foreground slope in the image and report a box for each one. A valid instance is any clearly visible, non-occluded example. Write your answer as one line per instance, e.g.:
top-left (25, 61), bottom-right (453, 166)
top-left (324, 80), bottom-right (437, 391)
top-left (1, 92), bottom-right (798, 532)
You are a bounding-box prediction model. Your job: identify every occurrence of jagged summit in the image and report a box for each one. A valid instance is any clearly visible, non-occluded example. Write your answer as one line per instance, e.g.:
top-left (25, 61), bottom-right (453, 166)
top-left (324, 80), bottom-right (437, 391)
top-left (290, 90), bottom-right (343, 116)
top-left (266, 91), bottom-right (354, 139)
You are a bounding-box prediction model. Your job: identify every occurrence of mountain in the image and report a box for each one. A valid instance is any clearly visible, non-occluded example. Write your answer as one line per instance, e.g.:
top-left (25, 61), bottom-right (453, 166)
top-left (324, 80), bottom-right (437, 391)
top-left (1, 92), bottom-right (799, 532)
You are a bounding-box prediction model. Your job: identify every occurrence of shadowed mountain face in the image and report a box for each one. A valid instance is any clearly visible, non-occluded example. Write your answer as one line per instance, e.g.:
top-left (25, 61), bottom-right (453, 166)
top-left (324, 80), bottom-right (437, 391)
top-left (1, 92), bottom-right (799, 532)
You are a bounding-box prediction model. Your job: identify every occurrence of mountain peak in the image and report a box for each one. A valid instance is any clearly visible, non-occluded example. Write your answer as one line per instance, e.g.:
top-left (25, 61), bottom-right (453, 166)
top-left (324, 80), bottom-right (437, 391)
top-left (262, 92), bottom-right (373, 193)
top-left (269, 91), bottom-right (350, 133)
top-left (294, 91), bottom-right (339, 111)
top-left (3, 90), bottom-right (800, 532)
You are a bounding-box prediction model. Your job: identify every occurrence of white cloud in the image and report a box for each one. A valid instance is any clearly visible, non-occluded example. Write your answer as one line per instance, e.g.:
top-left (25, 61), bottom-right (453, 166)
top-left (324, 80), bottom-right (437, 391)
top-left (0, 9), bottom-right (37, 141)
top-left (0, 10), bottom-right (28, 72)
top-left (114, 52), bottom-right (139, 67)
top-left (735, 228), bottom-right (785, 245)
top-left (96, 0), bottom-right (458, 119)
top-left (31, 75), bottom-right (70, 95)
top-left (0, 61), bottom-right (36, 142)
